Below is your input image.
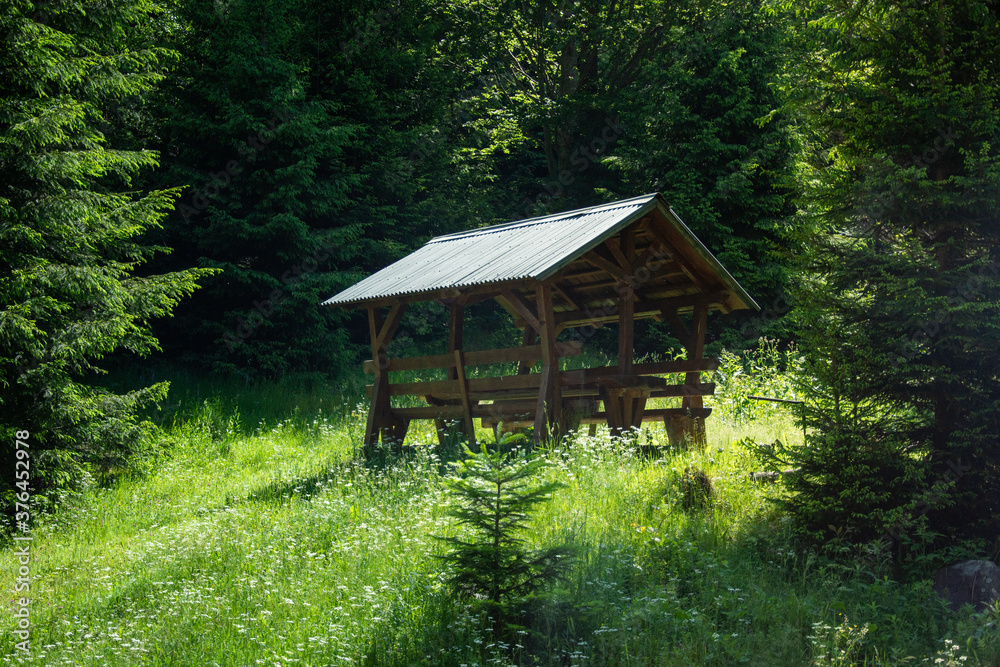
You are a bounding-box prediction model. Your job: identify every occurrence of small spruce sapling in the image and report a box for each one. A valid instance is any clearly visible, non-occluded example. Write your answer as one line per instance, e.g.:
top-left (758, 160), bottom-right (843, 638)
top-left (437, 435), bottom-right (573, 635)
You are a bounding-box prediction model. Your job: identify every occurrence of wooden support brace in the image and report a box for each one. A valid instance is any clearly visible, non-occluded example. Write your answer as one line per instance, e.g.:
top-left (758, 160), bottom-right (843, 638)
top-left (583, 250), bottom-right (631, 284)
top-left (453, 349), bottom-right (476, 449)
top-left (500, 290), bottom-right (541, 333)
top-left (364, 303), bottom-right (407, 452)
top-left (604, 237), bottom-right (631, 271)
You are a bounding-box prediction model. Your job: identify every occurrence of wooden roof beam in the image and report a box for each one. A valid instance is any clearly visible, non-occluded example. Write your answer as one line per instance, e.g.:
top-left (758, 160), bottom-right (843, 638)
top-left (656, 290), bottom-right (730, 314)
top-left (622, 225), bottom-right (636, 266)
top-left (551, 282), bottom-right (584, 311)
top-left (555, 290), bottom-right (730, 330)
top-left (342, 279), bottom-right (535, 310)
top-left (646, 218), bottom-right (712, 292)
top-left (498, 290), bottom-right (541, 332)
top-left (604, 237), bottom-right (631, 272)
top-left (582, 249), bottom-right (629, 283)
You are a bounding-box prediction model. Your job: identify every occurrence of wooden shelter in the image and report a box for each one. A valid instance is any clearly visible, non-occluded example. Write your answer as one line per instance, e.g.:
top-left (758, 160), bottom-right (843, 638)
top-left (322, 193), bottom-right (758, 451)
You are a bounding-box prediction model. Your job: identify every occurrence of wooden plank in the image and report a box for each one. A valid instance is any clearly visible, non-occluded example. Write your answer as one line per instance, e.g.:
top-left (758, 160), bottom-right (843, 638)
top-left (453, 350), bottom-right (476, 448)
top-left (485, 383), bottom-right (711, 401)
top-left (499, 290), bottom-right (541, 332)
top-left (581, 407), bottom-right (712, 424)
top-left (648, 383), bottom-right (716, 398)
top-left (558, 358), bottom-right (719, 385)
top-left (476, 401), bottom-right (537, 425)
top-left (365, 367), bottom-right (715, 401)
top-left (394, 402), bottom-right (538, 421)
top-left (362, 341), bottom-right (583, 374)
top-left (377, 373), bottom-right (543, 398)
top-left (393, 405), bottom-right (464, 420)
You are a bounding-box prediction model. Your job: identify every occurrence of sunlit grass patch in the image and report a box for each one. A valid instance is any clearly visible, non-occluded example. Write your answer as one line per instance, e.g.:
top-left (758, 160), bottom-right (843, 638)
top-left (2, 379), bottom-right (997, 666)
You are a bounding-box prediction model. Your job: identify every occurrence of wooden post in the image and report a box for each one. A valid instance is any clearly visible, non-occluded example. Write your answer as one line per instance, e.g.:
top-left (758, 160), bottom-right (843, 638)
top-left (608, 280), bottom-right (636, 438)
top-left (533, 284), bottom-right (561, 443)
top-left (453, 349), bottom-right (476, 449)
top-left (517, 325), bottom-right (537, 375)
top-left (618, 281), bottom-right (635, 376)
top-left (363, 303), bottom-right (407, 453)
top-left (432, 303), bottom-right (469, 445)
top-left (447, 304), bottom-right (464, 381)
top-left (680, 303), bottom-right (708, 447)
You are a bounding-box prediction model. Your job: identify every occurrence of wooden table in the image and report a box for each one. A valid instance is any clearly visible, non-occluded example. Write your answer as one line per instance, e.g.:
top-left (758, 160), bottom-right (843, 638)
top-left (593, 375), bottom-right (669, 435)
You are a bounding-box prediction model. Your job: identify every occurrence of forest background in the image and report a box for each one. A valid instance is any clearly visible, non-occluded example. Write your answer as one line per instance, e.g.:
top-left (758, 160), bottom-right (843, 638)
top-left (2, 0), bottom-right (999, 566)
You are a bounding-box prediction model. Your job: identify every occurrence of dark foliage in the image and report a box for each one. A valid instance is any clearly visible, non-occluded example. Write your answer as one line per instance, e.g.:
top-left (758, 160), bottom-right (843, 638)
top-left (0, 0), bottom-right (211, 508)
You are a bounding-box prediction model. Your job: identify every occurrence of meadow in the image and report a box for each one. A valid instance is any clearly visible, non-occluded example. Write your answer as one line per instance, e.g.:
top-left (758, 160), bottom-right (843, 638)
top-left (2, 348), bottom-right (998, 666)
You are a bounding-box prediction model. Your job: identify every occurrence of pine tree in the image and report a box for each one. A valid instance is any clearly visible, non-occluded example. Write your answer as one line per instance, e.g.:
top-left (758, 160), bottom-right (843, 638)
top-left (0, 0), bottom-right (212, 499)
top-left (437, 438), bottom-right (573, 635)
top-left (781, 0), bottom-right (1000, 545)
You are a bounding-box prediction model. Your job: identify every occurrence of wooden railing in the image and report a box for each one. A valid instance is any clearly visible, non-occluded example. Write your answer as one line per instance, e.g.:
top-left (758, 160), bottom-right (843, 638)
top-left (362, 348), bottom-right (719, 440)
top-left (362, 342), bottom-right (584, 374)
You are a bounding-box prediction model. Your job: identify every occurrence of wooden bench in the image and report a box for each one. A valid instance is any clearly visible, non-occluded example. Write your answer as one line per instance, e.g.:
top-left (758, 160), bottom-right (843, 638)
top-left (363, 348), bottom-right (718, 447)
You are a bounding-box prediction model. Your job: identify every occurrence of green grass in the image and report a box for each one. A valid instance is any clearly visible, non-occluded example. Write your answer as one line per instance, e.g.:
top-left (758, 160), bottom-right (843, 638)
top-left (3, 371), bottom-right (999, 666)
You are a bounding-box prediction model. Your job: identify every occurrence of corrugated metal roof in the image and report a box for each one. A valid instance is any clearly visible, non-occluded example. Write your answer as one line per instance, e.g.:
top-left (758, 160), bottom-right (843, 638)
top-left (322, 193), bottom-right (758, 310)
top-left (322, 194), bottom-right (659, 307)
